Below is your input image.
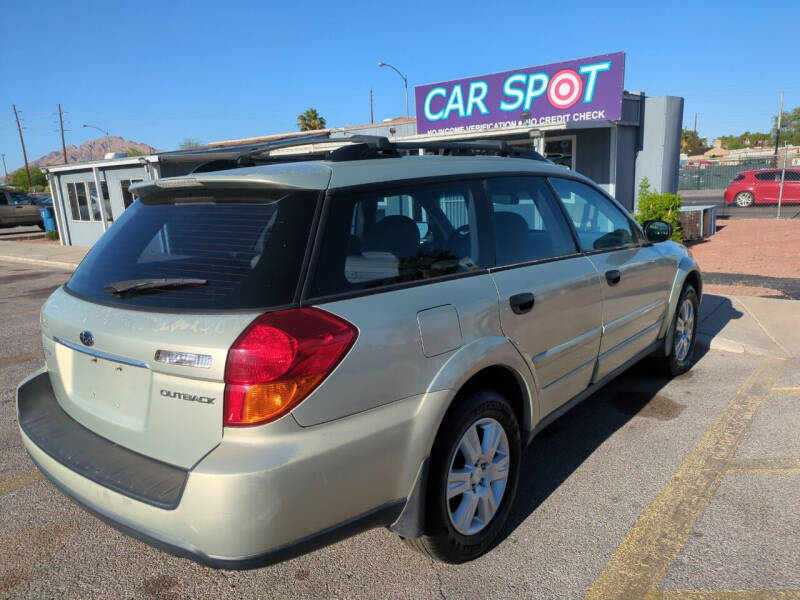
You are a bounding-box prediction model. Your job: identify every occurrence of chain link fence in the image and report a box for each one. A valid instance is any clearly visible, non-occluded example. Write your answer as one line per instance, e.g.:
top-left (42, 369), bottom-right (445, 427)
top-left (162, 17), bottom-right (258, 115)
top-left (679, 156), bottom-right (777, 191)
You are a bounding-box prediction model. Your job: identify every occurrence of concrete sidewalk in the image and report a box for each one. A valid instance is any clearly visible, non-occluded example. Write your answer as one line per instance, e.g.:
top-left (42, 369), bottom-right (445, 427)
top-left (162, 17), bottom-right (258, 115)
top-left (0, 240), bottom-right (87, 270)
top-left (698, 293), bottom-right (800, 358)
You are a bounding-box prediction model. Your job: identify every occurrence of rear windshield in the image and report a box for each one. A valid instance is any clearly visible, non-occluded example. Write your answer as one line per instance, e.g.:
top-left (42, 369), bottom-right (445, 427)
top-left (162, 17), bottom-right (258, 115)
top-left (66, 190), bottom-right (319, 310)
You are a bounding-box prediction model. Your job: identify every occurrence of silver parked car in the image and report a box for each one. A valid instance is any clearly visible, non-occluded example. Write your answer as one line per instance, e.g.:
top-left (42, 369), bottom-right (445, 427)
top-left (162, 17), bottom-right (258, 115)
top-left (17, 135), bottom-right (701, 567)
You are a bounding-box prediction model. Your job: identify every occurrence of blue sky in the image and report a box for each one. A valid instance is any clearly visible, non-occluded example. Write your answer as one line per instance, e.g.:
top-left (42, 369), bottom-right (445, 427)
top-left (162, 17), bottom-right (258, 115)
top-left (1, 0), bottom-right (797, 171)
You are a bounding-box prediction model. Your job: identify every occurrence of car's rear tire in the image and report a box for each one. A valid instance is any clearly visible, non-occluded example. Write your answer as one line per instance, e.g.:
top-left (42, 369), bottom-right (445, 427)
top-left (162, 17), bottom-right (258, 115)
top-left (654, 285), bottom-right (699, 377)
top-left (404, 390), bottom-right (521, 563)
top-left (734, 191), bottom-right (755, 207)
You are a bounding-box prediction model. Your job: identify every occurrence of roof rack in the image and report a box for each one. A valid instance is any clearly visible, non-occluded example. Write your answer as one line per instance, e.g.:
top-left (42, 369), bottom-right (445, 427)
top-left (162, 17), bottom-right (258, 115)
top-left (179, 132), bottom-right (548, 173)
top-left (331, 135), bottom-right (548, 162)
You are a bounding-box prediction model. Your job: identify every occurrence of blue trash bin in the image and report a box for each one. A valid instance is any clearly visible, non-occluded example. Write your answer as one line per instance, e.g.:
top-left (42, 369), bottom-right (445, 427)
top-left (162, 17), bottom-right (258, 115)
top-left (40, 207), bottom-right (56, 233)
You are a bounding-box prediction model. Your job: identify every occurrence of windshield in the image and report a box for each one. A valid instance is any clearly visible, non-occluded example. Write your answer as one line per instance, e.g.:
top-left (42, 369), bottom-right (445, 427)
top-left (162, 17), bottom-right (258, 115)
top-left (66, 190), bottom-right (319, 310)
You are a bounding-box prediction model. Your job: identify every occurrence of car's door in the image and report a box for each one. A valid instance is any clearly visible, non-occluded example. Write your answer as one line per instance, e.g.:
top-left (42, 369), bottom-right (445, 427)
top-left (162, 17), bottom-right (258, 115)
top-left (0, 191), bottom-right (15, 225)
top-left (6, 190), bottom-right (40, 225)
top-left (549, 177), bottom-right (673, 381)
top-left (754, 170), bottom-right (779, 202)
top-left (486, 176), bottom-right (603, 417)
top-left (779, 169), bottom-right (800, 203)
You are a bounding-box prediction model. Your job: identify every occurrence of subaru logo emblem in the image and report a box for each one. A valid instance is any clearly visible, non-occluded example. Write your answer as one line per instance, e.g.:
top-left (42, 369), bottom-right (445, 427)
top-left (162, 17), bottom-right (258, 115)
top-left (79, 330), bottom-right (94, 346)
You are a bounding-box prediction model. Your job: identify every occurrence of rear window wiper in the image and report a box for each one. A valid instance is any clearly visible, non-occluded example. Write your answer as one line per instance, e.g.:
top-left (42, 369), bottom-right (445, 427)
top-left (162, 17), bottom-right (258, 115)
top-left (105, 278), bottom-right (208, 297)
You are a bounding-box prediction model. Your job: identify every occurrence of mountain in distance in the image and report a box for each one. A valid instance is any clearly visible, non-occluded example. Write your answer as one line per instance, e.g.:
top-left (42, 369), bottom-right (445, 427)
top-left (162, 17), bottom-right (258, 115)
top-left (31, 136), bottom-right (162, 167)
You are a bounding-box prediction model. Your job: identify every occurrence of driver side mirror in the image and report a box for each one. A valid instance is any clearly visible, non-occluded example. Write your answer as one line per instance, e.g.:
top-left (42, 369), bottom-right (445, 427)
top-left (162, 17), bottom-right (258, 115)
top-left (643, 220), bottom-right (672, 243)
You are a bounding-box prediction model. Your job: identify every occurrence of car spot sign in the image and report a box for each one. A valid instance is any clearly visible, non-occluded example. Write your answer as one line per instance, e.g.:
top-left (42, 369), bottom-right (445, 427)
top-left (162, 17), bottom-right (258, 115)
top-left (414, 52), bottom-right (625, 135)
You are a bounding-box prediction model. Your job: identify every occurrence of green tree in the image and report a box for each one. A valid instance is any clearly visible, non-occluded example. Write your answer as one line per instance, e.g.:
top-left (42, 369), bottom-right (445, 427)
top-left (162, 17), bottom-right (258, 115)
top-left (178, 138), bottom-right (204, 150)
top-left (681, 129), bottom-right (707, 155)
top-left (773, 106), bottom-right (800, 146)
top-left (297, 108), bottom-right (326, 131)
top-left (126, 147), bottom-right (146, 156)
top-left (8, 166), bottom-right (47, 192)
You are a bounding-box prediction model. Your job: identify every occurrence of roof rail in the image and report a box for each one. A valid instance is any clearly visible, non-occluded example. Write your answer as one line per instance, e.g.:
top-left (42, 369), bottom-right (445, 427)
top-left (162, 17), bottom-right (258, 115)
top-left (178, 132), bottom-right (548, 174)
top-left (328, 135), bottom-right (548, 162)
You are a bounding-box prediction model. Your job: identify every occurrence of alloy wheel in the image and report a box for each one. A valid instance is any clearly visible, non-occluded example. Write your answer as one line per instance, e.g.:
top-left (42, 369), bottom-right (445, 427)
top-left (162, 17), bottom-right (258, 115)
top-left (735, 192), bottom-right (754, 207)
top-left (446, 417), bottom-right (510, 535)
top-left (674, 297), bottom-right (695, 362)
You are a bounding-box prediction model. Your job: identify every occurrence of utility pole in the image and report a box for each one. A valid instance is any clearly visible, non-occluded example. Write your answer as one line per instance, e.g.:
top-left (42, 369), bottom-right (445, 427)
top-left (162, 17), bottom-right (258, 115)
top-left (1, 153), bottom-right (8, 182)
top-left (774, 91), bottom-right (784, 156)
top-left (370, 89), bottom-right (374, 124)
top-left (693, 112), bottom-right (697, 133)
top-left (12, 104), bottom-right (32, 189)
top-left (58, 103), bottom-right (68, 164)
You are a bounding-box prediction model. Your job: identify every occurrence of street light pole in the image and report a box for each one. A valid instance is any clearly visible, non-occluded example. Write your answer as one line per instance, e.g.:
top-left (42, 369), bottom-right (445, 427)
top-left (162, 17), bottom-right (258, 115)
top-left (1, 153), bottom-right (8, 182)
top-left (82, 124), bottom-right (110, 137)
top-left (378, 61), bottom-right (409, 118)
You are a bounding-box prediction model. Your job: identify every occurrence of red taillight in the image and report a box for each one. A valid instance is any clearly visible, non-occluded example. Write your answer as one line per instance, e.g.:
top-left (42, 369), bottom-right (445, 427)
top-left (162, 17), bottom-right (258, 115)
top-left (223, 308), bottom-right (357, 426)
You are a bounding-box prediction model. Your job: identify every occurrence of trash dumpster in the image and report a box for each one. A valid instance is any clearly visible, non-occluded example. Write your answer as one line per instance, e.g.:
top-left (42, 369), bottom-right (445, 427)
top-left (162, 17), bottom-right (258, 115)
top-left (678, 204), bottom-right (717, 241)
top-left (39, 207), bottom-right (56, 233)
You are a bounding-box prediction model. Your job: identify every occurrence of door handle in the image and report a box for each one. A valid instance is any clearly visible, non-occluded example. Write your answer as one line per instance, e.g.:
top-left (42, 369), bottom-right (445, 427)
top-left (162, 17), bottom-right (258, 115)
top-left (605, 269), bottom-right (621, 286)
top-left (510, 293), bottom-right (535, 315)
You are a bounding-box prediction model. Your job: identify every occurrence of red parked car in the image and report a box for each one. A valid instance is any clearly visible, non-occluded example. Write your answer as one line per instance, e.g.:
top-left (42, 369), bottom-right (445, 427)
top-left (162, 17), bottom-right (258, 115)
top-left (724, 168), bottom-right (800, 207)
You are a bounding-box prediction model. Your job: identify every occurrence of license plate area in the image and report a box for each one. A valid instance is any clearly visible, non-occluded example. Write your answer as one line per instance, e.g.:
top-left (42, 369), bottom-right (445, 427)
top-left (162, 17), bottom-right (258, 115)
top-left (53, 342), bottom-right (151, 430)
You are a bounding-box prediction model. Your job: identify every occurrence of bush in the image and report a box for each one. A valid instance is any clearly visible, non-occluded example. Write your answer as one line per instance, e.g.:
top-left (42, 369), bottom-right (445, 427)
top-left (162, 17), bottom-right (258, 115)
top-left (45, 230), bottom-right (59, 241)
top-left (635, 177), bottom-right (683, 242)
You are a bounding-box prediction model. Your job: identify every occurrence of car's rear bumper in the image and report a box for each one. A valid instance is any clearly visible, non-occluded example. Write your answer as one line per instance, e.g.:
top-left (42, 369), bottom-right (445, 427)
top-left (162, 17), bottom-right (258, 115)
top-left (17, 371), bottom-right (447, 568)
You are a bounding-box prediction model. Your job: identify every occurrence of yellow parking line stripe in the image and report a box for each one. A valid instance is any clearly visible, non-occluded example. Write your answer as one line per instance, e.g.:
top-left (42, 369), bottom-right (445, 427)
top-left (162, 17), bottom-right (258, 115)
top-left (584, 359), bottom-right (785, 600)
top-left (772, 387), bottom-right (800, 393)
top-left (725, 458), bottom-right (800, 474)
top-left (0, 469), bottom-right (43, 497)
top-left (659, 591), bottom-right (800, 599)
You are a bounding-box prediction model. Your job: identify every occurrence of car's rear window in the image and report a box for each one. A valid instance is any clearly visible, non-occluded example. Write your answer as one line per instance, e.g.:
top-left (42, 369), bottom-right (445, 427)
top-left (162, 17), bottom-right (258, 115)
top-left (66, 190), bottom-right (319, 310)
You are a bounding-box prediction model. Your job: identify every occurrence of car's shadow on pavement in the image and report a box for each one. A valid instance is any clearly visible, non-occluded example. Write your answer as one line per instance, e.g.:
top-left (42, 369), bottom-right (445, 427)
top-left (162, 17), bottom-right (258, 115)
top-left (495, 294), bottom-right (738, 547)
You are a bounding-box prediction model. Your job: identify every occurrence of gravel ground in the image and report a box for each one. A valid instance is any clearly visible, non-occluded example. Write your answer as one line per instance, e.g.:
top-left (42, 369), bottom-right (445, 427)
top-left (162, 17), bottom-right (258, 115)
top-left (689, 219), bottom-right (800, 279)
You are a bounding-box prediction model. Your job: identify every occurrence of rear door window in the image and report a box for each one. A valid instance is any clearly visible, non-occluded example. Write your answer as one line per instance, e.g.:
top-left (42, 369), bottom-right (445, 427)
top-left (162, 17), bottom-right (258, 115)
top-left (66, 190), bottom-right (319, 310)
top-left (310, 180), bottom-right (489, 297)
top-left (485, 176), bottom-right (577, 265)
top-left (754, 171), bottom-right (778, 181)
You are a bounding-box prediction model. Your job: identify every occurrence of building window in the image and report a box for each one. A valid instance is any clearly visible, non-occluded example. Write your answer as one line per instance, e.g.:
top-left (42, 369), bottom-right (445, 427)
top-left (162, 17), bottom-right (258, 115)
top-left (67, 182), bottom-right (93, 221)
top-left (121, 179), bottom-right (143, 209)
top-left (101, 182), bottom-right (112, 221)
top-left (66, 182), bottom-right (80, 220)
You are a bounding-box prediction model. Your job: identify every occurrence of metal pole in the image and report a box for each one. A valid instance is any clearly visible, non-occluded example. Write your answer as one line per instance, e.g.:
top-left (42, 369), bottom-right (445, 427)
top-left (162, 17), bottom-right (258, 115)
top-left (777, 142), bottom-right (788, 219)
top-left (1, 153), bottom-right (8, 181)
top-left (378, 62), bottom-right (409, 118)
top-left (58, 104), bottom-right (68, 164)
top-left (774, 91), bottom-right (784, 157)
top-left (370, 89), bottom-right (374, 124)
top-left (12, 104), bottom-right (32, 189)
top-left (404, 77), bottom-right (409, 119)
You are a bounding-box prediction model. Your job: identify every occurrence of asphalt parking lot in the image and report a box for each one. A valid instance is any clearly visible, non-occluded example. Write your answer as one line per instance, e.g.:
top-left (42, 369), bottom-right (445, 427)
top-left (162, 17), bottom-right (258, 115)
top-left (1, 261), bottom-right (799, 599)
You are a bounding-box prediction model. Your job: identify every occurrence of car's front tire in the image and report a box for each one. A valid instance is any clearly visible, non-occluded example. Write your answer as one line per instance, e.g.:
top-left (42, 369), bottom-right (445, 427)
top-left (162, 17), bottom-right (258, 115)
top-left (655, 284), bottom-right (699, 376)
top-left (404, 390), bottom-right (521, 563)
top-left (735, 191), bottom-right (755, 207)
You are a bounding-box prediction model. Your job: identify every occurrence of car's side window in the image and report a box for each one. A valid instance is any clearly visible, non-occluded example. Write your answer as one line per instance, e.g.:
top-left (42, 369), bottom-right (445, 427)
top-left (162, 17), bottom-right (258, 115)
top-left (485, 176), bottom-right (577, 266)
top-left (754, 171), bottom-right (778, 182)
top-left (549, 177), bottom-right (637, 252)
top-left (0, 192), bottom-right (8, 206)
top-left (310, 180), bottom-right (487, 297)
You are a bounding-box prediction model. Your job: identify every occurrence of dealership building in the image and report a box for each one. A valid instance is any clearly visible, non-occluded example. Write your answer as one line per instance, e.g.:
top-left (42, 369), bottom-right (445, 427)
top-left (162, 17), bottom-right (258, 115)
top-left (43, 51), bottom-right (683, 247)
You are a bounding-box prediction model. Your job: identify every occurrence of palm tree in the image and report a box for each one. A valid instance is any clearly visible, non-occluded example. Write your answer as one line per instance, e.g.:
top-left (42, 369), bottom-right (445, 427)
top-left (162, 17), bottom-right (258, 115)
top-left (297, 108), bottom-right (327, 131)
